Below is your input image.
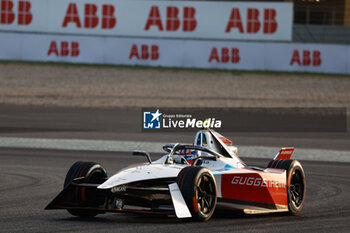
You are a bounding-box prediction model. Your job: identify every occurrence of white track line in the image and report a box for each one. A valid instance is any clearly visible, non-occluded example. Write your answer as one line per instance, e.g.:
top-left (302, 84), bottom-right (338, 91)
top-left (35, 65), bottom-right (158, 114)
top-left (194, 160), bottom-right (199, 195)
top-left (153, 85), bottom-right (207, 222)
top-left (0, 137), bottom-right (349, 163)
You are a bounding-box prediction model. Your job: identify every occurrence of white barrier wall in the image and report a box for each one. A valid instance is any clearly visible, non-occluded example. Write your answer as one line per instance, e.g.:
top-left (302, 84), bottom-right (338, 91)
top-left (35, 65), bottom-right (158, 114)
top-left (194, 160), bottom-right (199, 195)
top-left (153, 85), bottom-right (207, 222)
top-left (0, 0), bottom-right (292, 41)
top-left (1, 1), bottom-right (348, 74)
top-left (1, 32), bottom-right (349, 74)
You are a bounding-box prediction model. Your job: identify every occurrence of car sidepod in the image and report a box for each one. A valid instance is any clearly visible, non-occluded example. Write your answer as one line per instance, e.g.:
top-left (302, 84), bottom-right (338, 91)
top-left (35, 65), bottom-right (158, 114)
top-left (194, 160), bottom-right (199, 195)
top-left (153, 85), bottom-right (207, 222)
top-left (215, 168), bottom-right (289, 212)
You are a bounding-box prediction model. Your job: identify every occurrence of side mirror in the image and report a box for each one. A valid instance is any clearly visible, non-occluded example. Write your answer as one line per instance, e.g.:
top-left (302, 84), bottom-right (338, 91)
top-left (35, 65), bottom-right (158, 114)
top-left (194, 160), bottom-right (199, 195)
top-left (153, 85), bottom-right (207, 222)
top-left (133, 151), bottom-right (152, 164)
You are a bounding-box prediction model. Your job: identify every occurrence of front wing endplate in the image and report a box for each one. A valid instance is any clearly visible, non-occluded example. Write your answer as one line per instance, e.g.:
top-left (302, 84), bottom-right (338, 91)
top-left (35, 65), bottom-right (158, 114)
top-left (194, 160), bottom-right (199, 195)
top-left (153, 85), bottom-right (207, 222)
top-left (168, 183), bottom-right (192, 218)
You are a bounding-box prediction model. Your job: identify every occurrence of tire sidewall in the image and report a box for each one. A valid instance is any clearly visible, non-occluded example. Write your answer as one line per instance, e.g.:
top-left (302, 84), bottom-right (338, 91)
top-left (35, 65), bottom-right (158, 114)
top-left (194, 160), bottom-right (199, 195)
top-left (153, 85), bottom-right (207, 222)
top-left (286, 160), bottom-right (306, 214)
top-left (193, 168), bottom-right (217, 220)
top-left (177, 166), bottom-right (217, 221)
top-left (64, 161), bottom-right (107, 217)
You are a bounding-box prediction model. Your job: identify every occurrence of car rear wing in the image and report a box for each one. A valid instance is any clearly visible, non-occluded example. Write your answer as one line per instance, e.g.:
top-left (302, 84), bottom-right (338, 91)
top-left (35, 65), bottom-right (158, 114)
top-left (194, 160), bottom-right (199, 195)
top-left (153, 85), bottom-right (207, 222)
top-left (273, 147), bottom-right (294, 160)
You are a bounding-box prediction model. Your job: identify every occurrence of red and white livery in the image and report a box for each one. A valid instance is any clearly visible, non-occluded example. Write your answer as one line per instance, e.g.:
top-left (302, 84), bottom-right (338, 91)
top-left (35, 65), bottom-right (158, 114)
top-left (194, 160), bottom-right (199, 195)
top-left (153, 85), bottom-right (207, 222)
top-left (46, 129), bottom-right (306, 221)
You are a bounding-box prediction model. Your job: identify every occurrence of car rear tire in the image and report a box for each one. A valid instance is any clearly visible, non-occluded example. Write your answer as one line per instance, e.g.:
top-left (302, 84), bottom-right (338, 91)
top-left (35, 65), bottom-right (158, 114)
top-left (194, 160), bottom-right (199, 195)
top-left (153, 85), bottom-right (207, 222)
top-left (176, 167), bottom-right (217, 221)
top-left (267, 159), bottom-right (306, 215)
top-left (64, 161), bottom-right (107, 218)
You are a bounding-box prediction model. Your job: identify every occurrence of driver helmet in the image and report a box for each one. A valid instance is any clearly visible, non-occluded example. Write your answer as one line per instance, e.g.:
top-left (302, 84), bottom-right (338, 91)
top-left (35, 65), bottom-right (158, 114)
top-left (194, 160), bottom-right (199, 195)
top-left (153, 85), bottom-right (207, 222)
top-left (179, 149), bottom-right (200, 165)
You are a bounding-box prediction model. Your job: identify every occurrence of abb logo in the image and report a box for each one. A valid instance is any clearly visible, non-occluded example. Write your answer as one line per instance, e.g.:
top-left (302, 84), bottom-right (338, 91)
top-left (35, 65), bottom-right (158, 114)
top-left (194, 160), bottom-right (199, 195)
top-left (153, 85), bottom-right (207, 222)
top-left (145, 6), bottom-right (196, 32)
top-left (47, 41), bottom-right (80, 57)
top-left (0, 0), bottom-right (32, 25)
top-left (226, 8), bottom-right (277, 34)
top-left (290, 50), bottom-right (322, 66)
top-left (129, 44), bottom-right (159, 60)
top-left (62, 3), bottom-right (116, 29)
top-left (208, 47), bottom-right (240, 63)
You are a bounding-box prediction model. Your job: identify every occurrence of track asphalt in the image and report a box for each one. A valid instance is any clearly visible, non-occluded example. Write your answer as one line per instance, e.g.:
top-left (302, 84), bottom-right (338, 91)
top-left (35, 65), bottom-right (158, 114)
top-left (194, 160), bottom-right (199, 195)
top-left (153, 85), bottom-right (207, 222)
top-left (0, 105), bottom-right (349, 232)
top-left (0, 148), bottom-right (349, 233)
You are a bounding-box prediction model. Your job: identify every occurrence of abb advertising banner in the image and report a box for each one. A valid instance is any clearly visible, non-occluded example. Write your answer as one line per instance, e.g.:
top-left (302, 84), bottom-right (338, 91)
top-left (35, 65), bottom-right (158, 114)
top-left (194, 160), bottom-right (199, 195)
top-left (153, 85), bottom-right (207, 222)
top-left (0, 32), bottom-right (349, 74)
top-left (0, 0), bottom-right (293, 41)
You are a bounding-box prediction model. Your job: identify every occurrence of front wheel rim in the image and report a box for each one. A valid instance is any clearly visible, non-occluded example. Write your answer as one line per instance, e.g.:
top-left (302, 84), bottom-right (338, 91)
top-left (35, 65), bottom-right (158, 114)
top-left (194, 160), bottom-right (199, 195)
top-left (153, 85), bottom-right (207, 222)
top-left (195, 173), bottom-right (216, 215)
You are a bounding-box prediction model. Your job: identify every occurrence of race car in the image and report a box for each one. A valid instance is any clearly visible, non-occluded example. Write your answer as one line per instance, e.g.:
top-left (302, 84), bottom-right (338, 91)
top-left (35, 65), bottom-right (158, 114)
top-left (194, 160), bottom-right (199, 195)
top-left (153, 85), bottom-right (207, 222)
top-left (45, 129), bottom-right (306, 221)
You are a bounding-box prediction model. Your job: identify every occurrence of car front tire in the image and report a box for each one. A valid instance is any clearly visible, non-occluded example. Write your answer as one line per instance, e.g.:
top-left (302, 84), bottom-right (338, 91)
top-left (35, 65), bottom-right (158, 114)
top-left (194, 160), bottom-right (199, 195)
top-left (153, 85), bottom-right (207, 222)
top-left (176, 166), bottom-right (217, 221)
top-left (64, 161), bottom-right (107, 218)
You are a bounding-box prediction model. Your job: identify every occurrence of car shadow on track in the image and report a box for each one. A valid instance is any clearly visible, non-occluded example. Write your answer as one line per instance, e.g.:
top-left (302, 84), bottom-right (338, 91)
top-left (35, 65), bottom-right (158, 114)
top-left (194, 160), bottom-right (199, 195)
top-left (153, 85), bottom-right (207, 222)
top-left (53, 207), bottom-right (292, 225)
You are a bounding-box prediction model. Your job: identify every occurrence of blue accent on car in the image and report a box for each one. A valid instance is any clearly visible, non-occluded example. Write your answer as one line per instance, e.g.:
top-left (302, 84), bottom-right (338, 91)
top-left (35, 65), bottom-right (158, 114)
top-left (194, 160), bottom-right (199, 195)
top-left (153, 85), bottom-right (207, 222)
top-left (212, 164), bottom-right (235, 175)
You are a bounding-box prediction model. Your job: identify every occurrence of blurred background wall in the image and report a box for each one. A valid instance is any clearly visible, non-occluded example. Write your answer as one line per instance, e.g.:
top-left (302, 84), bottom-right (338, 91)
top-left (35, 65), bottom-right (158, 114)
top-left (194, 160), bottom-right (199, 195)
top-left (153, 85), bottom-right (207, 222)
top-left (0, 0), bottom-right (349, 74)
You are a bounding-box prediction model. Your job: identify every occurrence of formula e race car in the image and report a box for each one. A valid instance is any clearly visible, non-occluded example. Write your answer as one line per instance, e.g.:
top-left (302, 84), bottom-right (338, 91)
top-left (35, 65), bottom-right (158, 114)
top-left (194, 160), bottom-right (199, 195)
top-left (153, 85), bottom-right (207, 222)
top-left (45, 129), bottom-right (306, 221)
